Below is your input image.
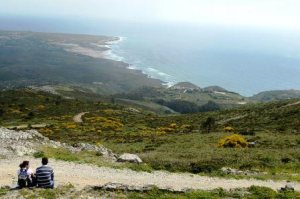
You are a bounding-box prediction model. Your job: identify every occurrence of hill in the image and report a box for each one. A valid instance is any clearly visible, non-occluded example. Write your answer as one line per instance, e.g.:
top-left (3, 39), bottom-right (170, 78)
top-left (170, 82), bottom-right (201, 90)
top-left (114, 85), bottom-right (249, 113)
top-left (250, 89), bottom-right (300, 102)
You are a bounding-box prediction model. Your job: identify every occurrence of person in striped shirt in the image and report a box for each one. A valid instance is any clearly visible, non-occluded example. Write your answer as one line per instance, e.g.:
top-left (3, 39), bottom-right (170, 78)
top-left (36, 157), bottom-right (54, 189)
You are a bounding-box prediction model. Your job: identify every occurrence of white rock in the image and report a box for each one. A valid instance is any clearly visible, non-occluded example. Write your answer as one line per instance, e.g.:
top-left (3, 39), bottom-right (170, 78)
top-left (117, 153), bottom-right (143, 164)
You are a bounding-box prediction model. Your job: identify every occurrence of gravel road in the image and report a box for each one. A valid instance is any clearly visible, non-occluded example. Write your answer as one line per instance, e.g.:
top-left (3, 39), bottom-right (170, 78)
top-left (1, 157), bottom-right (299, 191)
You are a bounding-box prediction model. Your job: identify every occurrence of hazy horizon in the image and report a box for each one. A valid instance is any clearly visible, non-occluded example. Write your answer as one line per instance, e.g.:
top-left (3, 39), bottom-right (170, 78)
top-left (1, 0), bottom-right (300, 30)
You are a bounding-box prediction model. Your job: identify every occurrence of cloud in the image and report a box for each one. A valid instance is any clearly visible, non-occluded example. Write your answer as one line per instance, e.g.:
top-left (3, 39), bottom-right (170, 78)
top-left (1, 0), bottom-right (300, 29)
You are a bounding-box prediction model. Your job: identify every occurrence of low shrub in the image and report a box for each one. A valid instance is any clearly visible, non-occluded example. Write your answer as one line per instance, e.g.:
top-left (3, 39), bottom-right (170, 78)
top-left (247, 186), bottom-right (277, 198)
top-left (224, 126), bottom-right (234, 132)
top-left (0, 187), bottom-right (8, 196)
top-left (239, 130), bottom-right (255, 136)
top-left (190, 162), bottom-right (222, 174)
top-left (33, 151), bottom-right (45, 158)
top-left (218, 134), bottom-right (248, 148)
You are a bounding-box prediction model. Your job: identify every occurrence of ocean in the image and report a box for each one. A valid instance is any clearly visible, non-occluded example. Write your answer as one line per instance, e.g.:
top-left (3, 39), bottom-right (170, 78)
top-left (1, 17), bottom-right (300, 96)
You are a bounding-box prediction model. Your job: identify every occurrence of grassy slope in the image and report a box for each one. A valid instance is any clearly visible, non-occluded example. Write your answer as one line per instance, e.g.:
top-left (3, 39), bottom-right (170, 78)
top-left (0, 89), bottom-right (299, 182)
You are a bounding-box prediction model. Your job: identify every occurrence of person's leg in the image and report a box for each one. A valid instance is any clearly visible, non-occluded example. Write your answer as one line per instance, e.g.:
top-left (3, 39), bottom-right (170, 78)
top-left (31, 176), bottom-right (37, 187)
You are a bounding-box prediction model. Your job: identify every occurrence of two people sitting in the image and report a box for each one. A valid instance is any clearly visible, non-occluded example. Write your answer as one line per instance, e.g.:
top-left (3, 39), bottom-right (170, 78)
top-left (18, 157), bottom-right (54, 189)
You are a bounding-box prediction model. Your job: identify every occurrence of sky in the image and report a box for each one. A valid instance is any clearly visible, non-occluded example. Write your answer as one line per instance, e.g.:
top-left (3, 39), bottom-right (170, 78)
top-left (1, 0), bottom-right (300, 29)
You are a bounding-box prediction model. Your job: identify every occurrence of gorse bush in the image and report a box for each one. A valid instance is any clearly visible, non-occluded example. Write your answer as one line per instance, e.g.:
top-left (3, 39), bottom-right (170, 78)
top-left (224, 126), bottom-right (234, 132)
top-left (218, 134), bottom-right (248, 148)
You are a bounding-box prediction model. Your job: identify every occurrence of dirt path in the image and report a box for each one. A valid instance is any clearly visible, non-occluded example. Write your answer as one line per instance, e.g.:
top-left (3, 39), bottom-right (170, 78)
top-left (282, 100), bottom-right (300, 108)
top-left (1, 157), bottom-right (299, 191)
top-left (73, 112), bottom-right (89, 123)
top-left (218, 114), bottom-right (248, 125)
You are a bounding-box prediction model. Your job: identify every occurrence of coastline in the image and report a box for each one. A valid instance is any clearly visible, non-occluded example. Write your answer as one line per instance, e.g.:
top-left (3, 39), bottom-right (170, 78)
top-left (47, 33), bottom-right (165, 87)
top-left (104, 36), bottom-right (176, 87)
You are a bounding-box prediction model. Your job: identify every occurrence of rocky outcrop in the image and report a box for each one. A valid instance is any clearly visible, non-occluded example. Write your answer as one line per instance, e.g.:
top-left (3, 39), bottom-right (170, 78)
top-left (0, 128), bottom-right (46, 156)
top-left (71, 143), bottom-right (117, 160)
top-left (221, 167), bottom-right (260, 176)
top-left (117, 153), bottom-right (143, 164)
top-left (0, 128), bottom-right (116, 160)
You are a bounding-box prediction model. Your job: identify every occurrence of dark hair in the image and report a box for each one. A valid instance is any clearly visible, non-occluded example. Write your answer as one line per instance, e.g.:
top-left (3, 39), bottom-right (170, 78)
top-left (19, 161), bottom-right (29, 168)
top-left (42, 157), bottom-right (48, 165)
top-left (23, 161), bottom-right (29, 167)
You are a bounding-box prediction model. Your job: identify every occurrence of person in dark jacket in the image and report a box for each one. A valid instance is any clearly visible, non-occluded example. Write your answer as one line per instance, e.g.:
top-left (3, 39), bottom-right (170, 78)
top-left (36, 157), bottom-right (54, 189)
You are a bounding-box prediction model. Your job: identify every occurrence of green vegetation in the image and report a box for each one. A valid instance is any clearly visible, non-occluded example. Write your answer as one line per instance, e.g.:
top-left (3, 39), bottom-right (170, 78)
top-left (19, 184), bottom-right (75, 199)
top-left (0, 187), bottom-right (8, 197)
top-left (34, 146), bottom-right (152, 172)
top-left (123, 186), bottom-right (300, 199)
top-left (0, 89), bottom-right (299, 182)
top-left (115, 85), bottom-right (248, 113)
top-left (4, 185), bottom-right (298, 199)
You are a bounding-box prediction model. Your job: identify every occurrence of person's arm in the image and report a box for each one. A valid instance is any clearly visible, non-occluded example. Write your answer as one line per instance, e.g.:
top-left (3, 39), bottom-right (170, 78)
top-left (51, 169), bottom-right (54, 181)
top-left (35, 169), bottom-right (38, 181)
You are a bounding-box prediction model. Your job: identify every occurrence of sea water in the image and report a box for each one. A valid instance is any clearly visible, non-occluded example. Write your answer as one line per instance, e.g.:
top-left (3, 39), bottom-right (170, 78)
top-left (106, 24), bottom-right (300, 96)
top-left (1, 17), bottom-right (300, 96)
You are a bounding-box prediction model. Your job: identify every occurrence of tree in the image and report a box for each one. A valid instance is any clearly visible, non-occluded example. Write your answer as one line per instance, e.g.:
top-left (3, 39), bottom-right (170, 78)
top-left (201, 117), bottom-right (216, 133)
top-left (198, 101), bottom-right (220, 112)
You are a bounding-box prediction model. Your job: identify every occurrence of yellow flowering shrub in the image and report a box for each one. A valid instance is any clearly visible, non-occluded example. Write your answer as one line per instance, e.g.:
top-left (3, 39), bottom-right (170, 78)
top-left (39, 128), bottom-right (54, 135)
top-left (180, 124), bottom-right (193, 132)
top-left (157, 127), bottom-right (175, 133)
top-left (224, 126), bottom-right (235, 132)
top-left (64, 123), bottom-right (77, 129)
top-left (37, 105), bottom-right (46, 111)
top-left (103, 109), bottom-right (121, 115)
top-left (218, 134), bottom-right (248, 148)
top-left (86, 116), bottom-right (124, 131)
top-left (169, 123), bottom-right (177, 129)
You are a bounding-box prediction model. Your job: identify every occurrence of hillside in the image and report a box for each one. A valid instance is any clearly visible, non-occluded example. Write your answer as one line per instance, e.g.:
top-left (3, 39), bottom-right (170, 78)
top-left (251, 89), bottom-right (300, 102)
top-left (0, 89), bottom-right (299, 183)
top-left (114, 85), bottom-right (249, 113)
top-left (0, 89), bottom-right (299, 198)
